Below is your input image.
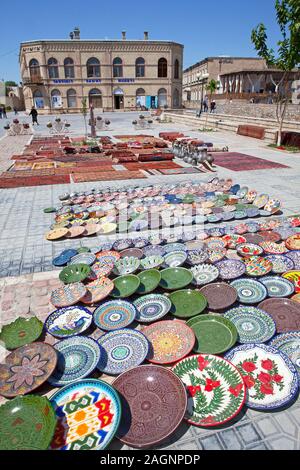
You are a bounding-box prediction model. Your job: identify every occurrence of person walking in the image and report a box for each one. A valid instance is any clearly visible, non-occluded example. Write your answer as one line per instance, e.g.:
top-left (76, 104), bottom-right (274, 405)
top-left (13, 106), bottom-right (18, 115)
top-left (29, 106), bottom-right (39, 125)
top-left (203, 96), bottom-right (209, 113)
top-left (0, 107), bottom-right (3, 119)
top-left (2, 107), bottom-right (7, 119)
top-left (210, 100), bottom-right (216, 113)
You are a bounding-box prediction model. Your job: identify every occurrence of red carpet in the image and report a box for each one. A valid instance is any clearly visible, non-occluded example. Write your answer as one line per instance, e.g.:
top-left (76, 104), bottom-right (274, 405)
top-left (213, 152), bottom-right (289, 171)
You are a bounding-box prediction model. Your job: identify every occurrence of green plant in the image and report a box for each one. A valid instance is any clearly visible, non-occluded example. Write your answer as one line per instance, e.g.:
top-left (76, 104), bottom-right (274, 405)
top-left (251, 0), bottom-right (300, 146)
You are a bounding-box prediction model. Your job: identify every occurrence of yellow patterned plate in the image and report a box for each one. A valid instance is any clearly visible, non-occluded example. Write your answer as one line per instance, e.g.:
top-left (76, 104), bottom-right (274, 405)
top-left (282, 271), bottom-right (300, 293)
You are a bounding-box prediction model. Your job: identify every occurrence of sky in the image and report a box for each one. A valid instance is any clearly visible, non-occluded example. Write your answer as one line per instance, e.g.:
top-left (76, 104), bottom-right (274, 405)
top-left (0, 0), bottom-right (281, 82)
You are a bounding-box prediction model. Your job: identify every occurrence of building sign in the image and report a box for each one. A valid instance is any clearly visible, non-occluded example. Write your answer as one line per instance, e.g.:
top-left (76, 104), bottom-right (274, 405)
top-left (23, 46), bottom-right (41, 53)
top-left (118, 79), bottom-right (135, 83)
top-left (53, 79), bottom-right (74, 84)
top-left (86, 79), bottom-right (102, 83)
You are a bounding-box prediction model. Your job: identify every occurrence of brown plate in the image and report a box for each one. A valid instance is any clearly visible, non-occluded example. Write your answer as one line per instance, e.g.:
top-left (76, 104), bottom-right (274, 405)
top-left (0, 342), bottom-right (57, 398)
top-left (258, 231), bottom-right (281, 243)
top-left (65, 226), bottom-right (86, 238)
top-left (113, 365), bottom-right (187, 448)
top-left (243, 233), bottom-right (264, 245)
top-left (199, 283), bottom-right (238, 311)
top-left (120, 248), bottom-right (144, 259)
top-left (258, 298), bottom-right (300, 333)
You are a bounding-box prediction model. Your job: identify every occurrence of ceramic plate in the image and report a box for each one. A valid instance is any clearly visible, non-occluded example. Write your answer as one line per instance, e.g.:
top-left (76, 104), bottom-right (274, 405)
top-left (190, 264), bottom-right (219, 286)
top-left (260, 276), bottom-right (295, 298)
top-left (285, 251), bottom-right (300, 269)
top-left (187, 315), bottom-right (238, 354)
top-left (81, 277), bottom-right (114, 305)
top-left (265, 255), bottom-right (294, 274)
top-left (159, 268), bottom-right (193, 291)
top-left (69, 253), bottom-right (96, 266)
top-left (186, 249), bottom-right (209, 266)
top-left (199, 283), bottom-right (238, 310)
top-left (134, 294), bottom-right (171, 323)
top-left (0, 395), bottom-right (56, 450)
top-left (45, 306), bottom-right (93, 338)
top-left (113, 365), bottom-right (187, 448)
top-left (236, 243), bottom-right (263, 257)
top-left (46, 228), bottom-right (68, 241)
top-left (225, 344), bottom-right (299, 410)
top-left (164, 243), bottom-right (187, 253)
top-left (94, 300), bottom-right (137, 331)
top-left (0, 317), bottom-right (43, 350)
top-left (172, 354), bottom-right (245, 427)
top-left (282, 271), bottom-right (300, 293)
top-left (224, 306), bottom-right (276, 343)
top-left (136, 269), bottom-right (161, 294)
top-left (260, 241), bottom-right (287, 255)
top-left (222, 235), bottom-right (246, 249)
top-left (286, 235), bottom-right (300, 251)
top-left (258, 298), bottom-right (300, 332)
top-left (90, 261), bottom-right (114, 278)
top-left (0, 342), bottom-right (57, 398)
top-left (59, 264), bottom-right (91, 284)
top-left (208, 248), bottom-right (227, 263)
top-left (269, 332), bottom-right (300, 377)
top-left (111, 275), bottom-right (140, 298)
top-left (163, 250), bottom-right (188, 268)
top-left (244, 256), bottom-right (273, 277)
top-left (169, 290), bottom-right (208, 318)
top-left (253, 194), bottom-right (269, 209)
top-left (114, 256), bottom-right (140, 275)
top-left (140, 255), bottom-right (164, 270)
top-left (96, 250), bottom-right (121, 265)
top-left (50, 379), bottom-right (121, 450)
top-left (65, 226), bottom-right (86, 239)
top-left (230, 278), bottom-right (267, 304)
top-left (216, 259), bottom-right (246, 280)
top-left (143, 320), bottom-right (195, 364)
top-left (97, 329), bottom-right (149, 375)
top-left (48, 337), bottom-right (101, 387)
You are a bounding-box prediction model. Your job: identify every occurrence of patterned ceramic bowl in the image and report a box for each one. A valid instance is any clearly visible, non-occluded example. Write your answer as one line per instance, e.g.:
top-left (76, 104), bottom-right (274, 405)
top-left (113, 257), bottom-right (141, 275)
top-left (140, 255), bottom-right (164, 270)
top-left (191, 264), bottom-right (220, 286)
top-left (163, 250), bottom-right (188, 268)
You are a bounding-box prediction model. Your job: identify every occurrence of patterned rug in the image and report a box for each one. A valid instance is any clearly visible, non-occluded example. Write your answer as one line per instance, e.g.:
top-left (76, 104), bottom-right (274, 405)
top-left (212, 152), bottom-right (289, 171)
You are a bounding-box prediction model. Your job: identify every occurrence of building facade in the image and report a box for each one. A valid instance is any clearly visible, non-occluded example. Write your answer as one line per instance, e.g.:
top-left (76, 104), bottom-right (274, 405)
top-left (19, 29), bottom-right (183, 114)
top-left (183, 57), bottom-right (299, 108)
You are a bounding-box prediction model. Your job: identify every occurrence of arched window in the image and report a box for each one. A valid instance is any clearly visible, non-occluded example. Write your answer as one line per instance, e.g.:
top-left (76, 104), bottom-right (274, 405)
top-left (174, 59), bottom-right (180, 79)
top-left (158, 58), bottom-right (167, 78)
top-left (89, 88), bottom-right (102, 108)
top-left (87, 58), bottom-right (100, 78)
top-left (173, 88), bottom-right (180, 108)
top-left (29, 59), bottom-right (41, 81)
top-left (158, 88), bottom-right (167, 107)
top-left (113, 57), bottom-right (123, 78)
top-left (136, 88), bottom-right (146, 107)
top-left (48, 58), bottom-right (59, 79)
top-left (136, 57), bottom-right (145, 78)
top-left (51, 89), bottom-right (62, 108)
top-left (67, 89), bottom-right (77, 108)
top-left (33, 89), bottom-right (44, 109)
top-left (64, 58), bottom-right (75, 78)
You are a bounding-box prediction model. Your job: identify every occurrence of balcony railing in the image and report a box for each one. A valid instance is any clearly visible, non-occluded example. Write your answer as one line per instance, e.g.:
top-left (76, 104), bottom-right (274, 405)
top-left (23, 75), bottom-right (44, 85)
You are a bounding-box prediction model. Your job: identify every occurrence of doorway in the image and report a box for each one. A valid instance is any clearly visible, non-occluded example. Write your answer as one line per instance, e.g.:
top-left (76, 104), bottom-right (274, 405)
top-left (114, 95), bottom-right (124, 110)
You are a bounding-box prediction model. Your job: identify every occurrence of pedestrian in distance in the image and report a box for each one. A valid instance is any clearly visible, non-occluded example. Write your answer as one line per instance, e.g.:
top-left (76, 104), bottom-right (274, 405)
top-left (2, 107), bottom-right (7, 118)
top-left (29, 106), bottom-right (39, 125)
top-left (13, 106), bottom-right (18, 115)
top-left (0, 107), bottom-right (2, 119)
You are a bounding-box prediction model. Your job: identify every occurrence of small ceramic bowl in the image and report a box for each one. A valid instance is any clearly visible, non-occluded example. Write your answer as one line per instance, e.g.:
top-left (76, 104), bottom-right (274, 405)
top-left (191, 264), bottom-right (220, 286)
top-left (163, 250), bottom-right (188, 268)
top-left (140, 255), bottom-right (164, 270)
top-left (113, 257), bottom-right (141, 276)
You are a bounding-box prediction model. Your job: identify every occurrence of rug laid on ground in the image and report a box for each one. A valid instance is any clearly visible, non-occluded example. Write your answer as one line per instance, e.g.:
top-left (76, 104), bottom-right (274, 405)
top-left (212, 152), bottom-right (290, 171)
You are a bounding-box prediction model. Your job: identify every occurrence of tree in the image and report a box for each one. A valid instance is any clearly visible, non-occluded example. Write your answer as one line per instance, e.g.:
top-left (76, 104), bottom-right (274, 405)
top-left (5, 81), bottom-right (18, 87)
top-left (81, 97), bottom-right (88, 138)
top-left (251, 0), bottom-right (300, 146)
top-left (205, 79), bottom-right (219, 127)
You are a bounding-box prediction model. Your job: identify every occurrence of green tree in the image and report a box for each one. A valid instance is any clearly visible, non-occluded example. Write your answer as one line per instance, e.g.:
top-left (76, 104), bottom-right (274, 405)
top-left (205, 79), bottom-right (219, 127)
top-left (5, 81), bottom-right (18, 87)
top-left (251, 0), bottom-right (300, 145)
top-left (81, 97), bottom-right (88, 138)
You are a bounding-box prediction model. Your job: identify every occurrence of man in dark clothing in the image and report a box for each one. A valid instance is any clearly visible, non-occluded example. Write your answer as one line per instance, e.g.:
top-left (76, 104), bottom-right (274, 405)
top-left (2, 107), bottom-right (7, 118)
top-left (30, 107), bottom-right (39, 125)
top-left (0, 107), bottom-right (2, 119)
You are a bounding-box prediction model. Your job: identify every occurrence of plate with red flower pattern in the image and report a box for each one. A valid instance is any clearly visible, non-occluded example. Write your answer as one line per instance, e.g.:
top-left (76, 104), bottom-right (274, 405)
top-left (172, 354), bottom-right (246, 427)
top-left (224, 344), bottom-right (299, 410)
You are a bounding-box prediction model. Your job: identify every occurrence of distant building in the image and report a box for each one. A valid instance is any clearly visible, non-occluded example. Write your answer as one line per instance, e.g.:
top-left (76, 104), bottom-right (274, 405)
top-left (0, 81), bottom-right (24, 110)
top-left (19, 28), bottom-right (183, 113)
top-left (183, 56), bottom-right (299, 107)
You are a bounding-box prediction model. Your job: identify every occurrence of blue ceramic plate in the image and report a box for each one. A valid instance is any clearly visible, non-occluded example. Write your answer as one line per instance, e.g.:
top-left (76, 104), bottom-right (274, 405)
top-left (94, 300), bottom-right (136, 331)
top-left (50, 379), bottom-right (121, 450)
top-left (260, 276), bottom-right (295, 298)
top-left (265, 255), bottom-right (295, 274)
top-left (69, 253), bottom-right (96, 266)
top-left (97, 329), bottom-right (149, 375)
top-left (48, 337), bottom-right (101, 387)
top-left (143, 245), bottom-right (165, 257)
top-left (269, 332), bottom-right (300, 377)
top-left (133, 294), bottom-right (172, 323)
top-left (45, 306), bottom-right (93, 338)
top-left (230, 278), bottom-right (267, 304)
top-left (216, 259), bottom-right (246, 280)
top-left (164, 243), bottom-right (187, 253)
top-left (285, 250), bottom-right (300, 270)
top-left (224, 306), bottom-right (276, 343)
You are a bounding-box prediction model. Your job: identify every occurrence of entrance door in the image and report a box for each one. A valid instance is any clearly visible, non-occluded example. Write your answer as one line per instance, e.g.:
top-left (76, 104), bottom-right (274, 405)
top-left (151, 96), bottom-right (157, 108)
top-left (114, 95), bottom-right (124, 110)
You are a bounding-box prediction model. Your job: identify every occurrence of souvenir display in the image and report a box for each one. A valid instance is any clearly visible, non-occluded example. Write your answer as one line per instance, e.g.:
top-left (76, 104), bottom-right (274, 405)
top-left (0, 396), bottom-right (57, 450)
top-left (199, 283), bottom-right (238, 310)
top-left (0, 343), bottom-right (57, 397)
top-left (187, 315), bottom-right (238, 354)
top-left (94, 300), bottom-right (136, 331)
top-left (269, 332), bottom-right (300, 377)
top-left (97, 329), bottom-right (149, 375)
top-left (260, 276), bottom-right (295, 298)
top-left (0, 316), bottom-right (43, 350)
top-left (172, 354), bottom-right (246, 427)
top-left (113, 366), bottom-right (187, 448)
top-left (230, 278), bottom-right (267, 304)
top-left (45, 306), bottom-right (93, 338)
top-left (48, 337), bottom-right (101, 387)
top-left (258, 298), bottom-right (300, 332)
top-left (224, 306), bottom-right (276, 343)
top-left (225, 344), bottom-right (299, 410)
top-left (50, 379), bottom-right (121, 450)
top-left (134, 294), bottom-right (171, 322)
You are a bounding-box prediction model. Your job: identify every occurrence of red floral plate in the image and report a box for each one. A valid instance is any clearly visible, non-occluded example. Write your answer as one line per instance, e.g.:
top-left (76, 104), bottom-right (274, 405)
top-left (236, 243), bottom-right (263, 258)
top-left (172, 354), bottom-right (246, 427)
top-left (0, 342), bottom-right (57, 397)
top-left (225, 344), bottom-right (299, 410)
top-left (142, 320), bottom-right (195, 364)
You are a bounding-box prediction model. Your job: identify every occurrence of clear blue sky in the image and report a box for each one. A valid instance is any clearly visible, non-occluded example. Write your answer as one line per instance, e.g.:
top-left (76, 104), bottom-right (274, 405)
top-left (0, 0), bottom-right (280, 82)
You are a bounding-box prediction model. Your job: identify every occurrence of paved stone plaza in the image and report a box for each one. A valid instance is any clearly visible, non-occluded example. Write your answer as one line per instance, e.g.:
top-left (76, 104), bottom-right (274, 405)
top-left (0, 112), bottom-right (300, 450)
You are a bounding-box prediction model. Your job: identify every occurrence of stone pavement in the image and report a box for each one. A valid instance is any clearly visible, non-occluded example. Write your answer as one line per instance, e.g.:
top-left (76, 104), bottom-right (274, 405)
top-left (0, 270), bottom-right (299, 450)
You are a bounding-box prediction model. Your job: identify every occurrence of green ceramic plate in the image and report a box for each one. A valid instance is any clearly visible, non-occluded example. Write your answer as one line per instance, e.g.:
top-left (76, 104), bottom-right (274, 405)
top-left (169, 290), bottom-right (208, 318)
top-left (111, 275), bottom-right (141, 298)
top-left (137, 270), bottom-right (162, 294)
top-left (0, 317), bottom-right (43, 350)
top-left (187, 314), bottom-right (238, 354)
top-left (159, 268), bottom-right (193, 291)
top-left (44, 207), bottom-right (56, 214)
top-left (77, 247), bottom-right (91, 253)
top-left (59, 264), bottom-right (91, 284)
top-left (0, 395), bottom-right (57, 450)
